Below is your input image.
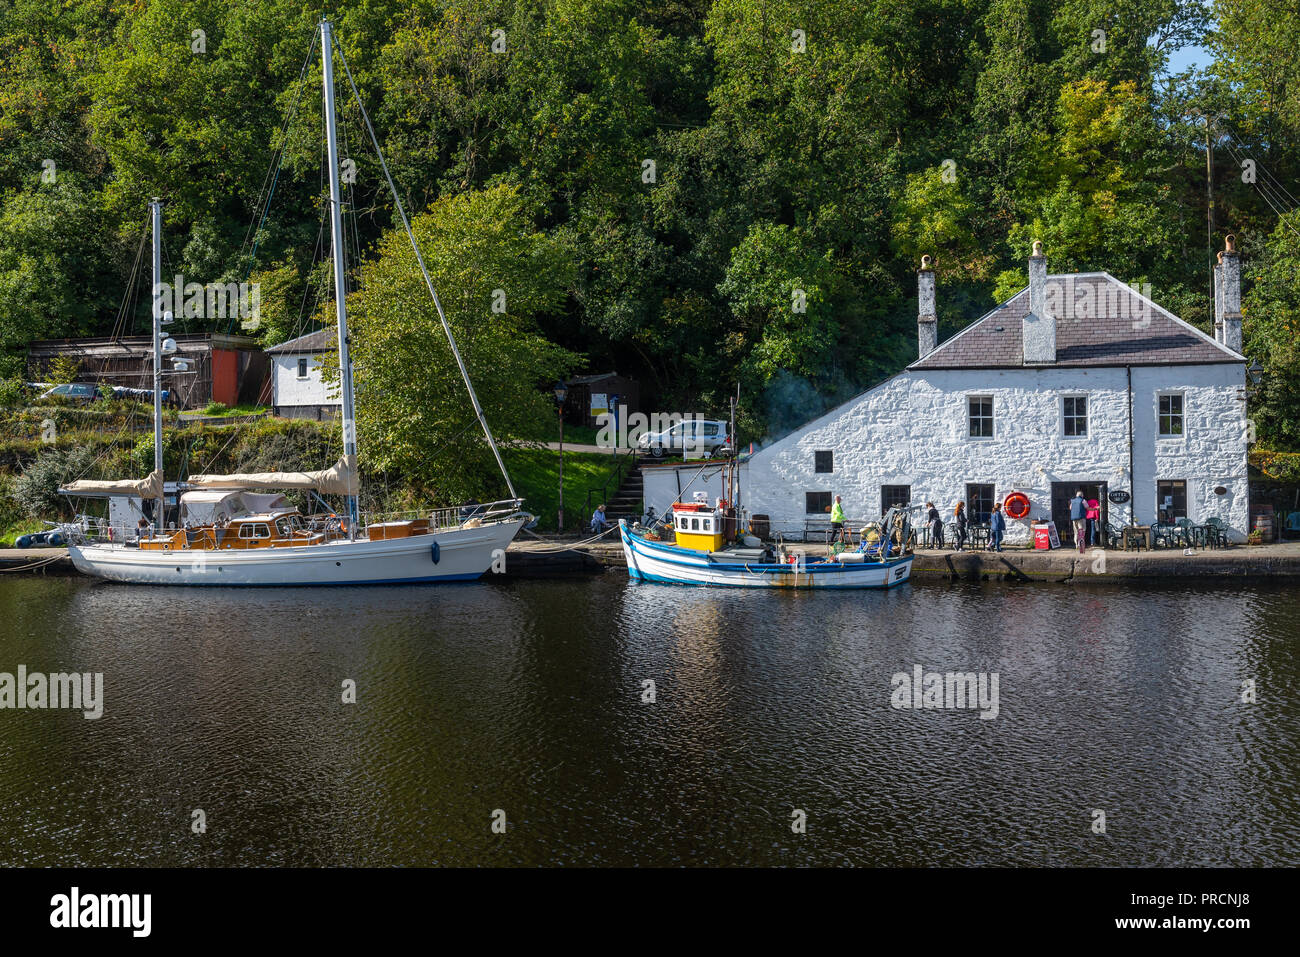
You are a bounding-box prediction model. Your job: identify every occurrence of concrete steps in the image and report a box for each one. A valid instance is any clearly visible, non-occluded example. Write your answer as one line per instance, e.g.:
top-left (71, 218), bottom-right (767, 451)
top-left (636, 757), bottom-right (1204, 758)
top-left (603, 463), bottom-right (644, 522)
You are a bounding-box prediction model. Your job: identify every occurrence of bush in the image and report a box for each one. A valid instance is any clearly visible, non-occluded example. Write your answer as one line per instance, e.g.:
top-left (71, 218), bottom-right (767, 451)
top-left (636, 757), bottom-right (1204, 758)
top-left (0, 474), bottom-right (22, 529)
top-left (202, 401), bottom-right (230, 416)
top-left (1251, 449), bottom-right (1300, 484)
top-left (0, 378), bottom-right (26, 408)
top-left (12, 446), bottom-right (100, 519)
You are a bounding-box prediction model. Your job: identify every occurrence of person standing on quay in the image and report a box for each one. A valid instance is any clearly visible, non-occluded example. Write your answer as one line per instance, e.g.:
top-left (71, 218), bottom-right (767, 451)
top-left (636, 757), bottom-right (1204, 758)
top-left (953, 501), bottom-right (968, 552)
top-left (830, 495), bottom-right (846, 543)
top-left (989, 502), bottom-right (1006, 552)
top-left (1069, 490), bottom-right (1088, 554)
top-left (926, 502), bottom-right (943, 548)
top-left (1086, 495), bottom-right (1101, 546)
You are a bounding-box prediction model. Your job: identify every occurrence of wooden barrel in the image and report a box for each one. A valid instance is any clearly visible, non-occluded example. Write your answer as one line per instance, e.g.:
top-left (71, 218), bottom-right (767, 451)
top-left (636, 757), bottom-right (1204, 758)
top-left (1254, 515), bottom-right (1275, 543)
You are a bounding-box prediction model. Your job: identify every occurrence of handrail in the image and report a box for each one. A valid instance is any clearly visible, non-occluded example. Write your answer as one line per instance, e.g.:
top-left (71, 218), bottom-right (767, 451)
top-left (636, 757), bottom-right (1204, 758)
top-left (581, 446), bottom-right (639, 527)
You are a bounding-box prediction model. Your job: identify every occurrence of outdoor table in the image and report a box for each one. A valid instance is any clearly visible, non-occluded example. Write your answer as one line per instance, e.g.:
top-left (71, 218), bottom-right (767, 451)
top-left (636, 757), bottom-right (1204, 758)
top-left (1122, 525), bottom-right (1151, 550)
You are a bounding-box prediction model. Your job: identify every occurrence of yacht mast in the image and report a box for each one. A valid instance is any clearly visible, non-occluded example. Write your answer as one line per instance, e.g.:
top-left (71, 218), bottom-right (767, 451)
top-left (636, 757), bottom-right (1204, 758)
top-left (321, 19), bottom-right (359, 536)
top-left (150, 197), bottom-right (164, 530)
top-left (327, 34), bottom-right (518, 501)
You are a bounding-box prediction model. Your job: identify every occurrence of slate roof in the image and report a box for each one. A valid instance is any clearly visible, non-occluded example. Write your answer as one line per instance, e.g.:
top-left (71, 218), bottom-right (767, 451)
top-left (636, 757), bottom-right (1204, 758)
top-left (265, 328), bottom-right (335, 354)
top-left (910, 273), bottom-right (1240, 369)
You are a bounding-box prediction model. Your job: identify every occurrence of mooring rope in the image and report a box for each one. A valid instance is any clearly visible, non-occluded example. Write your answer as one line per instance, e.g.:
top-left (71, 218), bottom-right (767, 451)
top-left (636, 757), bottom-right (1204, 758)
top-left (0, 555), bottom-right (65, 573)
top-left (518, 526), bottom-right (622, 554)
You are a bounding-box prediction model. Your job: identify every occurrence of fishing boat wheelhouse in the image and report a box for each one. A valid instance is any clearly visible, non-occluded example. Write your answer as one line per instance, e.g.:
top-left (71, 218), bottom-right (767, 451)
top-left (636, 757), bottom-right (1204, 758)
top-left (670, 500), bottom-right (726, 552)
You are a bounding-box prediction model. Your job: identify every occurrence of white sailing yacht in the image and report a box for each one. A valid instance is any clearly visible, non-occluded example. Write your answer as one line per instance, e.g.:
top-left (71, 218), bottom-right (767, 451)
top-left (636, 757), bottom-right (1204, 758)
top-left (60, 20), bottom-right (528, 586)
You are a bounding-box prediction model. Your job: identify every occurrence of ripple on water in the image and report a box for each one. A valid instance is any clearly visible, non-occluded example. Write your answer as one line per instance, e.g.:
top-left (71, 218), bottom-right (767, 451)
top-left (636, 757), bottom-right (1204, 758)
top-left (0, 575), bottom-right (1296, 866)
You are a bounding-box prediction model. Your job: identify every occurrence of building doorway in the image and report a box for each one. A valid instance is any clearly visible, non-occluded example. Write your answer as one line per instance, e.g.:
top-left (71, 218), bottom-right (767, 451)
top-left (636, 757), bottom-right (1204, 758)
top-left (1050, 482), bottom-right (1108, 546)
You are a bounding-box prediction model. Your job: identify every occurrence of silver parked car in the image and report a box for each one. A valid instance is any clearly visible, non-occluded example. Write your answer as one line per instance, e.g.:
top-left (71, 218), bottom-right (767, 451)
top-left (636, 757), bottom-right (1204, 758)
top-left (637, 418), bottom-right (732, 458)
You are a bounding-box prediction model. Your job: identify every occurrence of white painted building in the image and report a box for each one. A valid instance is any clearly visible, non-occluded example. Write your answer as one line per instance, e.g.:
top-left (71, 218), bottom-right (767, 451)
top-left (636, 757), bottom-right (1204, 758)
top-left (267, 329), bottom-right (340, 420)
top-left (647, 243), bottom-right (1251, 545)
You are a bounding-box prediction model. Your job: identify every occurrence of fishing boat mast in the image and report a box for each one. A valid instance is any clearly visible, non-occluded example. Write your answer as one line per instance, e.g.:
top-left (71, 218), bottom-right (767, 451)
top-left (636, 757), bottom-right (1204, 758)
top-left (320, 19), bottom-right (359, 537)
top-left (150, 197), bottom-right (165, 530)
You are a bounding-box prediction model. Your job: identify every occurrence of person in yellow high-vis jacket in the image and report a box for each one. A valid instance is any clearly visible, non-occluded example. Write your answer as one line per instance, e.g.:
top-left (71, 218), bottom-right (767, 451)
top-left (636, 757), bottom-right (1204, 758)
top-left (830, 495), bottom-right (846, 543)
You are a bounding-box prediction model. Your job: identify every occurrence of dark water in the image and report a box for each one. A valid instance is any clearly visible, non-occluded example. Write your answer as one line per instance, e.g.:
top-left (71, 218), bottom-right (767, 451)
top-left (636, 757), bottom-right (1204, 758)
top-left (0, 573), bottom-right (1296, 867)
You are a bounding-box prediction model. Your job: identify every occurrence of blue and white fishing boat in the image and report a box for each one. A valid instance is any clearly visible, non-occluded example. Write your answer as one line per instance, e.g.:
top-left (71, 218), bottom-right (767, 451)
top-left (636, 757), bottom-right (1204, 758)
top-left (619, 497), bottom-right (915, 589)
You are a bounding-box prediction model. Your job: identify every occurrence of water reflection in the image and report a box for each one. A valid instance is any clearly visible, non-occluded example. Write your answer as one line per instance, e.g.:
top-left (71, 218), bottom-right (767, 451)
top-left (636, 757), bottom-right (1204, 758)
top-left (0, 575), bottom-right (1296, 866)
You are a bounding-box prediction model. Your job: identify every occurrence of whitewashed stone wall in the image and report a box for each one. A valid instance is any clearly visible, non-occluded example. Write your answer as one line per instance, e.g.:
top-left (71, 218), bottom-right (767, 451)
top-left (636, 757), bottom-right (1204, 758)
top-left (272, 352), bottom-right (338, 410)
top-left (742, 364), bottom-right (1249, 543)
top-left (1132, 364), bottom-right (1249, 537)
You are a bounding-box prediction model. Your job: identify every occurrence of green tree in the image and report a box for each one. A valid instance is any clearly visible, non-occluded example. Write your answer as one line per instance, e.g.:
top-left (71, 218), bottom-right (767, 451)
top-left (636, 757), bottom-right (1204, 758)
top-left (0, 178), bottom-right (123, 375)
top-left (345, 184), bottom-right (579, 502)
top-left (1243, 215), bottom-right (1300, 451)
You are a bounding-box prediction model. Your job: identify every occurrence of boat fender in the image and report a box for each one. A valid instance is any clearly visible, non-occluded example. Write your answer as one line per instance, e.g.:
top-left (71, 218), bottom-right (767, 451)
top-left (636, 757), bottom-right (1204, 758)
top-left (431, 541), bottom-right (440, 564)
top-left (48, 531), bottom-right (64, 547)
top-left (15, 535), bottom-right (31, 549)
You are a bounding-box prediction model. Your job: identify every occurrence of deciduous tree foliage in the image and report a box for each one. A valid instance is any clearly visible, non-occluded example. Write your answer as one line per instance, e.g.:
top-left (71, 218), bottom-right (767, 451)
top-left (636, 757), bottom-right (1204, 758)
top-left (343, 184), bottom-right (577, 501)
top-left (0, 0), bottom-right (1295, 466)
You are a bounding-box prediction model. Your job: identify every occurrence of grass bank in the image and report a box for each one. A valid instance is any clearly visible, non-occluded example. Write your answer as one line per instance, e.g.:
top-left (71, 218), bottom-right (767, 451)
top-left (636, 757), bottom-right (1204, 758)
top-left (503, 447), bottom-right (625, 533)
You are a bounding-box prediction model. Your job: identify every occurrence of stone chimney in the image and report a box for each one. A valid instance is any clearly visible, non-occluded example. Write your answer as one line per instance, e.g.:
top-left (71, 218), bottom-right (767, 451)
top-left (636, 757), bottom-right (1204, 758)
top-left (917, 255), bottom-right (937, 358)
top-left (1022, 240), bottom-right (1056, 364)
top-left (1213, 251), bottom-right (1224, 343)
top-left (1221, 235), bottom-right (1242, 354)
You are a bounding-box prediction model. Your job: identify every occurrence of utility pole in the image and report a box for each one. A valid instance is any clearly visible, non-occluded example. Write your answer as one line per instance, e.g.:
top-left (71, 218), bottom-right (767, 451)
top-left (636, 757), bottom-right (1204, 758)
top-left (1206, 128), bottom-right (1214, 293)
top-left (1186, 108), bottom-right (1222, 299)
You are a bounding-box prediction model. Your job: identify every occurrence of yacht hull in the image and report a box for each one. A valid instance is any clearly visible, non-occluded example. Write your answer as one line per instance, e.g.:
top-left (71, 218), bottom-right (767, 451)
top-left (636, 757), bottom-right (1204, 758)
top-left (68, 519), bottom-right (525, 586)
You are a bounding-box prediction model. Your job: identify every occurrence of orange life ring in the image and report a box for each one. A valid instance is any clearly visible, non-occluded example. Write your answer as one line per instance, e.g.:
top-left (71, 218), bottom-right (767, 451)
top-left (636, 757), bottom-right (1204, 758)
top-left (1004, 492), bottom-right (1031, 520)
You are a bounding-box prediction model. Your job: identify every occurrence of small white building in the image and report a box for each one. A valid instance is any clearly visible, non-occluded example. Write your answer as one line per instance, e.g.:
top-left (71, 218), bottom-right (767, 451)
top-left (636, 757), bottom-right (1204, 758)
top-left (647, 242), bottom-right (1252, 545)
top-left (267, 329), bottom-right (340, 420)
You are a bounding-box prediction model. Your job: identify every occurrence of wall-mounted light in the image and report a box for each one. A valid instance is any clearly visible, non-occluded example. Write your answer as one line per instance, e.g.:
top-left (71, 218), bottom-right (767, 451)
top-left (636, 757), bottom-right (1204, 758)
top-left (1247, 360), bottom-right (1264, 388)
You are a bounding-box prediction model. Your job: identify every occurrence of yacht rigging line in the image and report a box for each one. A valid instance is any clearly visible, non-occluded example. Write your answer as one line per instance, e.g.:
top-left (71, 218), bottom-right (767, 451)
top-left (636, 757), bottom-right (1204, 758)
top-left (227, 30), bottom-right (320, 336)
top-left (329, 31), bottom-right (518, 501)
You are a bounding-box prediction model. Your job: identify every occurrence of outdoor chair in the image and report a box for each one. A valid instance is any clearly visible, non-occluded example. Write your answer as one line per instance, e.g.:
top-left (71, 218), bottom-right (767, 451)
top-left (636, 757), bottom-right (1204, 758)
top-left (1204, 516), bottom-right (1231, 548)
top-left (1151, 522), bottom-right (1179, 549)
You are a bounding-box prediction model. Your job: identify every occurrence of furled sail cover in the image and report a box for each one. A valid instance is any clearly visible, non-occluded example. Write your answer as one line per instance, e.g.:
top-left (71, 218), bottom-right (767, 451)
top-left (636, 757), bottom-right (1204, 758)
top-left (60, 468), bottom-right (163, 499)
top-left (186, 455), bottom-right (357, 496)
